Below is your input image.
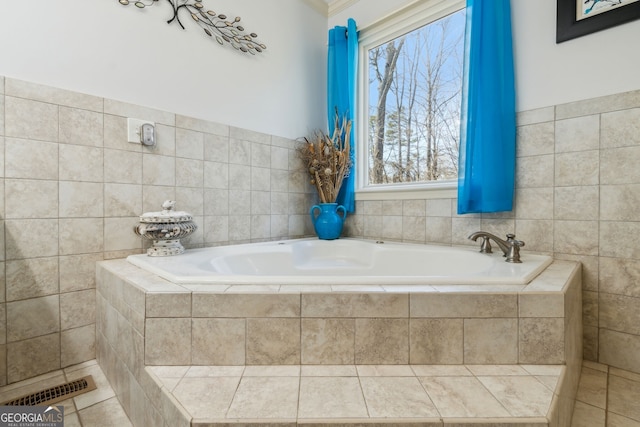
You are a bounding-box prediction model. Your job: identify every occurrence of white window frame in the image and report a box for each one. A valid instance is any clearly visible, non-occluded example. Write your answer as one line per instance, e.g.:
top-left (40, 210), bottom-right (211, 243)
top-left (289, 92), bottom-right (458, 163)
top-left (356, 0), bottom-right (465, 201)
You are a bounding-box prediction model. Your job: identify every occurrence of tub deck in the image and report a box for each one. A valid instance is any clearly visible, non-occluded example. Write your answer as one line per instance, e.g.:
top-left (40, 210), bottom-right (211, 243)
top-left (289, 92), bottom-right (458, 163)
top-left (96, 255), bottom-right (582, 427)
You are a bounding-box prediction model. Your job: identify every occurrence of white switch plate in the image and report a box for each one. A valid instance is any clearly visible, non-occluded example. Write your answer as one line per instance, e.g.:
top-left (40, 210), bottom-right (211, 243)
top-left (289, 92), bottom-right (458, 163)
top-left (127, 118), bottom-right (155, 143)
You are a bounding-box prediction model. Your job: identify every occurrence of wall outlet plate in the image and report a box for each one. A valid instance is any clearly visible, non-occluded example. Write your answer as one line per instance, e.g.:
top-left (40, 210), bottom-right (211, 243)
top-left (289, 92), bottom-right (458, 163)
top-left (127, 118), bottom-right (155, 143)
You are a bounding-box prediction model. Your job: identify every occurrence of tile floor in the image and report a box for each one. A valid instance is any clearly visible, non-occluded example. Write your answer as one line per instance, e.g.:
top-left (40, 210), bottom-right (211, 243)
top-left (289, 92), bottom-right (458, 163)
top-left (0, 360), bottom-right (131, 427)
top-left (1, 360), bottom-right (639, 426)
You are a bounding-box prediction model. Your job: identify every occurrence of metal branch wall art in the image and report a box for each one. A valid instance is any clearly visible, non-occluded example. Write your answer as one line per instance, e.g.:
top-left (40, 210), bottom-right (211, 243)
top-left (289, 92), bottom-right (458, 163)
top-left (118, 0), bottom-right (267, 54)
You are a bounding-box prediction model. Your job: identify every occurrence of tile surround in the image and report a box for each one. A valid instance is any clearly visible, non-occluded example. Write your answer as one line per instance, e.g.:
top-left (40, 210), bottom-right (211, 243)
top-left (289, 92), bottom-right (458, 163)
top-left (344, 87), bottom-right (640, 375)
top-left (0, 75), bottom-right (638, 424)
top-left (0, 76), bottom-right (313, 385)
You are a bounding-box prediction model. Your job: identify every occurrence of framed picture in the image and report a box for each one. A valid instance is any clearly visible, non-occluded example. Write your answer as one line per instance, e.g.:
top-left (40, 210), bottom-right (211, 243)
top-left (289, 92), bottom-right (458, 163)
top-left (556, 0), bottom-right (640, 43)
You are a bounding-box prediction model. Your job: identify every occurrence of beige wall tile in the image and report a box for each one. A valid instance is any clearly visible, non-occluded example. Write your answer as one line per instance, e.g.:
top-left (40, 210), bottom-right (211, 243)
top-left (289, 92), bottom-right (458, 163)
top-left (59, 144), bottom-right (103, 182)
top-left (516, 155), bottom-right (554, 188)
top-left (6, 78), bottom-right (102, 112)
top-left (554, 186), bottom-right (599, 221)
top-left (229, 139), bottom-right (251, 165)
top-left (0, 97), bottom-right (5, 136)
top-left (145, 318), bottom-right (191, 365)
top-left (246, 318), bottom-right (300, 365)
top-left (555, 89), bottom-right (640, 119)
top-left (601, 107), bottom-right (640, 149)
top-left (514, 219), bottom-right (554, 253)
top-left (381, 215), bottom-right (402, 240)
top-left (204, 215), bottom-right (229, 243)
top-left (424, 216), bottom-right (452, 244)
top-left (176, 114), bottom-right (226, 135)
top-left (600, 257), bottom-right (640, 298)
top-left (7, 295), bottom-right (60, 342)
top-left (59, 181), bottom-right (103, 218)
top-left (598, 328), bottom-right (640, 372)
top-left (59, 218), bottom-right (104, 255)
top-left (60, 253), bottom-right (102, 293)
top-left (175, 128), bottom-right (204, 160)
top-left (302, 293), bottom-right (408, 318)
top-left (60, 289), bottom-right (95, 330)
top-left (59, 107), bottom-right (103, 147)
top-left (204, 161), bottom-right (230, 189)
top-left (519, 317), bottom-right (565, 364)
top-left (555, 115), bottom-right (600, 153)
top-left (142, 185), bottom-right (176, 213)
top-left (104, 149), bottom-right (142, 184)
top-left (555, 150), bottom-right (599, 186)
top-left (517, 121), bottom-right (555, 157)
top-left (418, 376), bottom-right (510, 417)
top-left (61, 325), bottom-right (96, 367)
top-left (5, 97), bottom-right (58, 141)
top-left (142, 154), bottom-right (175, 186)
top-left (175, 158), bottom-right (203, 188)
top-left (6, 257), bottom-right (59, 301)
top-left (146, 292), bottom-right (191, 318)
top-left (105, 99), bottom-right (174, 126)
top-left (600, 184), bottom-right (640, 221)
top-left (104, 217), bottom-right (142, 252)
top-left (600, 293), bottom-right (640, 336)
top-left (355, 318), bottom-right (408, 364)
top-left (411, 294), bottom-right (517, 318)
top-left (251, 141), bottom-right (271, 167)
top-left (5, 179), bottom-right (58, 219)
top-left (104, 183), bottom-right (142, 217)
top-left (204, 134), bottom-right (229, 162)
top-left (464, 318), bottom-right (518, 364)
top-left (410, 318), bottom-right (463, 364)
top-left (402, 216), bottom-right (426, 242)
top-left (601, 146), bottom-right (640, 185)
top-left (515, 187), bottom-right (554, 220)
top-left (192, 318), bottom-right (245, 365)
top-left (516, 107), bottom-right (555, 126)
top-left (104, 114), bottom-right (139, 152)
top-left (600, 221), bottom-right (640, 259)
top-left (519, 293), bottom-right (565, 318)
top-left (554, 220), bottom-right (599, 256)
top-left (301, 318), bottom-right (355, 364)
top-left (5, 138), bottom-right (58, 179)
top-left (7, 333), bottom-right (60, 383)
top-left (5, 219), bottom-right (58, 259)
top-left (583, 291), bottom-right (599, 327)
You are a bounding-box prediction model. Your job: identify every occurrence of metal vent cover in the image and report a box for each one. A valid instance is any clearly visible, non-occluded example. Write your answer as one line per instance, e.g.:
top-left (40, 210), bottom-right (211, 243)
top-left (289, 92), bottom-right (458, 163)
top-left (1, 375), bottom-right (97, 407)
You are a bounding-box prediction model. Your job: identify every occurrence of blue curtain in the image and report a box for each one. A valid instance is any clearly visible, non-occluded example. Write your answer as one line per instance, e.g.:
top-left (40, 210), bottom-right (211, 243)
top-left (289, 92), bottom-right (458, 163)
top-left (327, 18), bottom-right (358, 213)
top-left (457, 0), bottom-right (516, 214)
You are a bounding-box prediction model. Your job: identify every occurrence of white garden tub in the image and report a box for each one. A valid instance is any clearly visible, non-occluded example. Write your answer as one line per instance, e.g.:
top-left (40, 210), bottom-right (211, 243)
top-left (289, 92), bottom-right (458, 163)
top-left (127, 238), bottom-right (552, 286)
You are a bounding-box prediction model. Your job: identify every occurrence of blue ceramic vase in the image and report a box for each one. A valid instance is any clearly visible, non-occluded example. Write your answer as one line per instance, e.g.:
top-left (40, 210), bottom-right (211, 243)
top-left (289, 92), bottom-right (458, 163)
top-left (310, 203), bottom-right (347, 240)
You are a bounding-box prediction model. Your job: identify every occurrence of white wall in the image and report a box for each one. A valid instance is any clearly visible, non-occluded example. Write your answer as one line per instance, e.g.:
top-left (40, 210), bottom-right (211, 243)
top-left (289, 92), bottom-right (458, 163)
top-left (330, 0), bottom-right (640, 112)
top-left (0, 0), bottom-right (327, 139)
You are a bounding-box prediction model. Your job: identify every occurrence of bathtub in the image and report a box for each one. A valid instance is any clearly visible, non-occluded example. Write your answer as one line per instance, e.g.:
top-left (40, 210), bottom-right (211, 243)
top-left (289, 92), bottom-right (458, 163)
top-left (127, 238), bottom-right (552, 286)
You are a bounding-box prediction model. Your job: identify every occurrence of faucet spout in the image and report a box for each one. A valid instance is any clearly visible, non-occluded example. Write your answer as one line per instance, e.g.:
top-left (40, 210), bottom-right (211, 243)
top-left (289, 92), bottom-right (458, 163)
top-left (468, 232), bottom-right (525, 263)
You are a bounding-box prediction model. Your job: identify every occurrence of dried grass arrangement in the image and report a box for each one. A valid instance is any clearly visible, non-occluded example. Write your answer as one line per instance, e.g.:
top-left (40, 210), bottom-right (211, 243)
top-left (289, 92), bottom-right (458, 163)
top-left (297, 115), bottom-right (352, 204)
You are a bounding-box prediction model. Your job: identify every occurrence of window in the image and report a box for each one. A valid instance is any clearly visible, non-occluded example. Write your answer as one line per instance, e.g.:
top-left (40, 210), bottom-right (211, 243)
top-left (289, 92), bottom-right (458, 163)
top-left (357, 1), bottom-right (465, 199)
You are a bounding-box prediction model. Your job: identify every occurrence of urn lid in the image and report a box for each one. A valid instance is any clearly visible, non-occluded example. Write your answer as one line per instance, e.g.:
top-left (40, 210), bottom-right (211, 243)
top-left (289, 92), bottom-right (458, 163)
top-left (138, 200), bottom-right (193, 224)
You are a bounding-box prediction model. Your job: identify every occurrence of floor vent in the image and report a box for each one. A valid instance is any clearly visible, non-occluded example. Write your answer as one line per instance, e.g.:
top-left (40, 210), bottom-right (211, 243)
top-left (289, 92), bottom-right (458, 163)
top-left (1, 375), bottom-right (97, 406)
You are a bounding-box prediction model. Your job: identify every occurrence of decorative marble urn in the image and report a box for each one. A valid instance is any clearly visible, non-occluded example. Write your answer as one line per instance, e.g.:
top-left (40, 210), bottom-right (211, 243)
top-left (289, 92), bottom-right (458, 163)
top-left (134, 200), bottom-right (197, 256)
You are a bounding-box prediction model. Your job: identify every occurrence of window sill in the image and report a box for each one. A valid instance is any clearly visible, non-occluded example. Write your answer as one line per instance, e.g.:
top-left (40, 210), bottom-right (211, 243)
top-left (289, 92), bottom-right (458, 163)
top-left (356, 182), bottom-right (457, 201)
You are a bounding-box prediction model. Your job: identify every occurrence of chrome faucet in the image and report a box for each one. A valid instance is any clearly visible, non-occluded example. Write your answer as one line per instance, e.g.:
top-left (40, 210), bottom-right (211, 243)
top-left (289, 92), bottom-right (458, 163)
top-left (468, 232), bottom-right (525, 263)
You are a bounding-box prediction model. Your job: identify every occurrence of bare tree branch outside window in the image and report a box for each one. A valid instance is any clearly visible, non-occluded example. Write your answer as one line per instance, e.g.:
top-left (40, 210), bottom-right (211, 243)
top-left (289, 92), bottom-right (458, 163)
top-left (367, 9), bottom-right (465, 185)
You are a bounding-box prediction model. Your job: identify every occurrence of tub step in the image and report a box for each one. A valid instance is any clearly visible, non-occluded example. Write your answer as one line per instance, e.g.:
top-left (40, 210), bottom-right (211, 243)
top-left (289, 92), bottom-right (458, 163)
top-left (145, 364), bottom-right (569, 426)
